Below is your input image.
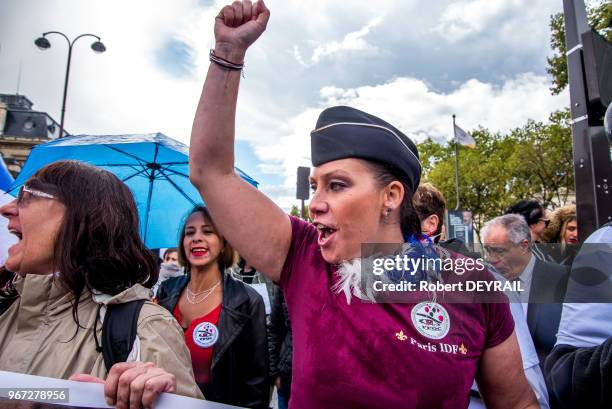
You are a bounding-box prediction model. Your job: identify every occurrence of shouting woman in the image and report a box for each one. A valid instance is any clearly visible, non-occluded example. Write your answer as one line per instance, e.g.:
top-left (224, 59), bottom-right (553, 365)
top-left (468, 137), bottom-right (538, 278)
top-left (105, 2), bottom-right (539, 408)
top-left (0, 161), bottom-right (201, 401)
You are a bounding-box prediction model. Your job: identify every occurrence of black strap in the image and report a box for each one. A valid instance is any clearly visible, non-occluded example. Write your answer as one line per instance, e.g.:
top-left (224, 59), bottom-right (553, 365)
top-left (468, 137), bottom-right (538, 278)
top-left (101, 300), bottom-right (145, 372)
top-left (0, 297), bottom-right (17, 316)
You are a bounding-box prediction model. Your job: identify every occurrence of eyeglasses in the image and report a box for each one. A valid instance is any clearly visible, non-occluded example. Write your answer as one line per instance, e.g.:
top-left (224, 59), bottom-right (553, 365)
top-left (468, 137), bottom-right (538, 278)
top-left (16, 185), bottom-right (56, 206)
top-left (538, 218), bottom-right (550, 228)
top-left (483, 245), bottom-right (511, 257)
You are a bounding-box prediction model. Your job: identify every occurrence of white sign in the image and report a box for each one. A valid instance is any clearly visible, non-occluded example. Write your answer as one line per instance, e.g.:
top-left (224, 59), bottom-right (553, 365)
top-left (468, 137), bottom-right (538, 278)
top-left (0, 371), bottom-right (242, 408)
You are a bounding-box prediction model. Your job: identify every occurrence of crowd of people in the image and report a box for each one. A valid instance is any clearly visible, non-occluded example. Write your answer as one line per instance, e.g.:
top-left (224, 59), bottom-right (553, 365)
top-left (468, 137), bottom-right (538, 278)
top-left (0, 1), bottom-right (610, 409)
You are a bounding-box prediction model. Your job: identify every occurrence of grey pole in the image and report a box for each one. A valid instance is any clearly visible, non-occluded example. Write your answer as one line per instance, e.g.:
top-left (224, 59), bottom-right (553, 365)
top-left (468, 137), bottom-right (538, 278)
top-left (35, 32), bottom-right (105, 138)
top-left (453, 114), bottom-right (460, 210)
top-left (562, 0), bottom-right (612, 239)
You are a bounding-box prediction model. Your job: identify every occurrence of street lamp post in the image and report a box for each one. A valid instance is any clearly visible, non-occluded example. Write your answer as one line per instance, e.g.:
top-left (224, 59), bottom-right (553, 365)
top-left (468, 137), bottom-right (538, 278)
top-left (34, 31), bottom-right (106, 138)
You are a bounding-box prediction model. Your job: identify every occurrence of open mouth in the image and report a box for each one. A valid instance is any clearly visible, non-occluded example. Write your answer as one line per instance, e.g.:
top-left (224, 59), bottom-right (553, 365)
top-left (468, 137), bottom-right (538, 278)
top-left (191, 246), bottom-right (209, 257)
top-left (315, 223), bottom-right (338, 247)
top-left (8, 227), bottom-right (22, 240)
top-left (6, 227), bottom-right (22, 257)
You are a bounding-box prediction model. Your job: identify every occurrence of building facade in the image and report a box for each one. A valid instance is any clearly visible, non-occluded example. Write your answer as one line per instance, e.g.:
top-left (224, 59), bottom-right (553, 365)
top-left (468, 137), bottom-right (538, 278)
top-left (0, 94), bottom-right (61, 177)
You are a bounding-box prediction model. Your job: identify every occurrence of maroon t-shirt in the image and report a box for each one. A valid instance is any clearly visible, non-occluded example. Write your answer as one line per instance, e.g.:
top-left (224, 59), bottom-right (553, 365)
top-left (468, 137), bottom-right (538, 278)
top-left (279, 216), bottom-right (514, 409)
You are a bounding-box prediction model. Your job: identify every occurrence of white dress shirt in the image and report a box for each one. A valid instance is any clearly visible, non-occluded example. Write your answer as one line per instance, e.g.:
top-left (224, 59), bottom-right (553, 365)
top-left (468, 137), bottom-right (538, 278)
top-left (469, 265), bottom-right (550, 409)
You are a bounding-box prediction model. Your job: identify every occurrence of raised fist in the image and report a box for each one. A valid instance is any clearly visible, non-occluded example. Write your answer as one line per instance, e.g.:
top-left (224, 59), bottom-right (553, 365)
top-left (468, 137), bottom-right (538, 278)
top-left (214, 0), bottom-right (270, 56)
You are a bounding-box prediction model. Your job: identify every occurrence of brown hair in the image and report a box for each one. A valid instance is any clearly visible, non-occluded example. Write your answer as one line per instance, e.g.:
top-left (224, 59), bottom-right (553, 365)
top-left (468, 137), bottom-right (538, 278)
top-left (363, 160), bottom-right (421, 239)
top-left (560, 216), bottom-right (577, 244)
top-left (177, 205), bottom-right (237, 272)
top-left (413, 182), bottom-right (446, 238)
top-left (26, 160), bottom-right (158, 324)
top-left (542, 204), bottom-right (577, 243)
top-left (163, 248), bottom-right (178, 260)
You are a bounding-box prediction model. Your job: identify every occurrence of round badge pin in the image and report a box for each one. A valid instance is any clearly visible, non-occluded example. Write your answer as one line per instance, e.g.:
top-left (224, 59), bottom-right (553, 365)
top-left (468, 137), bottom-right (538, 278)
top-left (193, 322), bottom-right (219, 348)
top-left (410, 301), bottom-right (450, 340)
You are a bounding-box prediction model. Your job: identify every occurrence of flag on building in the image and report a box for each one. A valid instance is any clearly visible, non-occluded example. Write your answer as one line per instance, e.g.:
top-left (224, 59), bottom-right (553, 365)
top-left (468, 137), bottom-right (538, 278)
top-left (454, 124), bottom-right (476, 148)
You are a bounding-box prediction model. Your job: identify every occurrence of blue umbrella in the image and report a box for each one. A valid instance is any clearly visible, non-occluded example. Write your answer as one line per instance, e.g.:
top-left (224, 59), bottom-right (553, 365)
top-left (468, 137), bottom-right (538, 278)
top-left (10, 133), bottom-right (258, 249)
top-left (0, 154), bottom-right (14, 192)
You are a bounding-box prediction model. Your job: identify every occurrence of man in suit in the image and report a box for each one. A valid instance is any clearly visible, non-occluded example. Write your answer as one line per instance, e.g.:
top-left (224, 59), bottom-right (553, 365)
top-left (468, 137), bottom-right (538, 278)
top-left (482, 214), bottom-right (569, 366)
top-left (414, 185), bottom-right (550, 408)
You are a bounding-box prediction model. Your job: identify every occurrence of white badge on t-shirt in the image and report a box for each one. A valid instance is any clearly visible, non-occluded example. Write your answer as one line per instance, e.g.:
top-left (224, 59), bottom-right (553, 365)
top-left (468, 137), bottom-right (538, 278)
top-left (410, 301), bottom-right (451, 340)
top-left (193, 322), bottom-right (219, 348)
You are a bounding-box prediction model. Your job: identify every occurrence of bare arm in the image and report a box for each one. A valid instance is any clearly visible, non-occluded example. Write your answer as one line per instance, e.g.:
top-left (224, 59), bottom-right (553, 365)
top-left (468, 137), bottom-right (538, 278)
top-left (477, 330), bottom-right (540, 409)
top-left (189, 0), bottom-right (290, 281)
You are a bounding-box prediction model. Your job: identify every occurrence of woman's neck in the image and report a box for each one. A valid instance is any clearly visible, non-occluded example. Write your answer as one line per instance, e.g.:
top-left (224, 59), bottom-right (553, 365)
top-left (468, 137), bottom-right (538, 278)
top-left (189, 263), bottom-right (223, 292)
top-left (378, 222), bottom-right (405, 244)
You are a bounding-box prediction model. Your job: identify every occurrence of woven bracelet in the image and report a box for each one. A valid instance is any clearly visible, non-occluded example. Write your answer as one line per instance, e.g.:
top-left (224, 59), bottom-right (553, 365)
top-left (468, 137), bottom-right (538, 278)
top-left (209, 49), bottom-right (244, 71)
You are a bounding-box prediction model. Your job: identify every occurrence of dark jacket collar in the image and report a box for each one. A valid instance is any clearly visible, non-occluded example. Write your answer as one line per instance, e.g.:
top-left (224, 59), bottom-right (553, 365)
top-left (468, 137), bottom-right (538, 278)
top-left (156, 270), bottom-right (253, 368)
top-left (211, 273), bottom-right (251, 368)
top-left (157, 270), bottom-right (250, 311)
top-left (220, 272), bottom-right (250, 311)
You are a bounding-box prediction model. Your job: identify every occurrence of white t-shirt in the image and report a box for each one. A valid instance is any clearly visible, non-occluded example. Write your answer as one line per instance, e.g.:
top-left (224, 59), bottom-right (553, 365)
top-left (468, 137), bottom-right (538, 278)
top-left (470, 270), bottom-right (549, 409)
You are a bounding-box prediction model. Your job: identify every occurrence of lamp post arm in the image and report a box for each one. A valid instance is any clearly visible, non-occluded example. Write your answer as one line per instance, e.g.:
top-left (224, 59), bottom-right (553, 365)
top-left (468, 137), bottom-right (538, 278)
top-left (37, 31), bottom-right (103, 138)
top-left (58, 34), bottom-right (100, 137)
top-left (41, 31), bottom-right (71, 138)
top-left (70, 33), bottom-right (101, 46)
top-left (43, 31), bottom-right (70, 45)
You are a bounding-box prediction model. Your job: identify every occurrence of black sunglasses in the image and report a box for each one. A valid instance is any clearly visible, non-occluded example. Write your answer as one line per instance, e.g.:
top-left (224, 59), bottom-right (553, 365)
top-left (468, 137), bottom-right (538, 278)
top-left (538, 218), bottom-right (550, 228)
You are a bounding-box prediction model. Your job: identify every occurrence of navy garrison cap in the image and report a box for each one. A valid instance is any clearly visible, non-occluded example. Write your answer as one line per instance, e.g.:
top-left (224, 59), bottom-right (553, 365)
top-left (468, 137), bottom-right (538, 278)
top-left (311, 106), bottom-right (421, 190)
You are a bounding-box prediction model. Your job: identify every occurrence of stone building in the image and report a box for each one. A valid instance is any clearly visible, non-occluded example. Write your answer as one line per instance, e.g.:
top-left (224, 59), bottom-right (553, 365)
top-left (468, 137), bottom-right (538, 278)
top-left (0, 94), bottom-right (61, 177)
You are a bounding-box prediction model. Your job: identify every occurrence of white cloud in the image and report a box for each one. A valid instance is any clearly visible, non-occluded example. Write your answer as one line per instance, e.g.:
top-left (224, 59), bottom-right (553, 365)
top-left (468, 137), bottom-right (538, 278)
top-left (292, 45), bottom-right (307, 67)
top-left (435, 0), bottom-right (520, 41)
top-left (257, 163), bottom-right (285, 174)
top-left (256, 73), bottom-right (568, 209)
top-left (294, 16), bottom-right (384, 67)
top-left (0, 0), bottom-right (566, 212)
top-left (0, 0), bottom-right (211, 144)
top-left (317, 73), bottom-right (569, 142)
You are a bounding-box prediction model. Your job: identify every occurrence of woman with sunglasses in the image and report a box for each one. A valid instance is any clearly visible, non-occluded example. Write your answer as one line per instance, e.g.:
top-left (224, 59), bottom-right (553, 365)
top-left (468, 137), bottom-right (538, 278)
top-left (104, 1), bottom-right (539, 408)
top-left (505, 200), bottom-right (552, 262)
top-left (0, 160), bottom-right (202, 400)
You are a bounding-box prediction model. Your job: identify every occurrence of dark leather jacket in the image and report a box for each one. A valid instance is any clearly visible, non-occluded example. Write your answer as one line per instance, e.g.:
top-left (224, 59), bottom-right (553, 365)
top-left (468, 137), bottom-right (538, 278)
top-left (268, 286), bottom-right (292, 396)
top-left (157, 272), bottom-right (269, 409)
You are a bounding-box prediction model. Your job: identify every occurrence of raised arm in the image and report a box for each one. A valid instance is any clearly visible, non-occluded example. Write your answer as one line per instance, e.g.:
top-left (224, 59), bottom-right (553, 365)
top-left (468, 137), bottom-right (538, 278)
top-left (189, 0), bottom-right (291, 281)
top-left (477, 331), bottom-right (540, 409)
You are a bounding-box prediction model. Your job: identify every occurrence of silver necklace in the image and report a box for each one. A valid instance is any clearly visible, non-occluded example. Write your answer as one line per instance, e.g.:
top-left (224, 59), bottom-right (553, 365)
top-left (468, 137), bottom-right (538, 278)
top-left (186, 281), bottom-right (221, 304)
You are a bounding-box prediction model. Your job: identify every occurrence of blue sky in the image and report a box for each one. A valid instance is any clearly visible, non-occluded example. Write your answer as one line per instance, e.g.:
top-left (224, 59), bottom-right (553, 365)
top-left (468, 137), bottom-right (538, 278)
top-left (0, 0), bottom-right (572, 210)
top-left (155, 38), bottom-right (197, 79)
top-left (235, 140), bottom-right (285, 196)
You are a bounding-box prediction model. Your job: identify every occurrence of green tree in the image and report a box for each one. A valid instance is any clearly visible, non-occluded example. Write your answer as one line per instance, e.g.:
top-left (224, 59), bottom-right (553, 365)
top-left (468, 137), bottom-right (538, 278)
top-left (547, 0), bottom-right (612, 94)
top-left (419, 129), bottom-right (516, 239)
top-left (289, 204), bottom-right (311, 221)
top-left (417, 110), bottom-right (573, 239)
top-left (508, 109), bottom-right (574, 207)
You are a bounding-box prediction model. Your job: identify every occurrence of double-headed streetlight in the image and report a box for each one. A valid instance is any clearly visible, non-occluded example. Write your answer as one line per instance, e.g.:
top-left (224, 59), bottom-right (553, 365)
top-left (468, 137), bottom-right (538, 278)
top-left (34, 31), bottom-right (106, 137)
